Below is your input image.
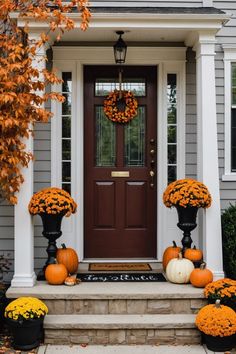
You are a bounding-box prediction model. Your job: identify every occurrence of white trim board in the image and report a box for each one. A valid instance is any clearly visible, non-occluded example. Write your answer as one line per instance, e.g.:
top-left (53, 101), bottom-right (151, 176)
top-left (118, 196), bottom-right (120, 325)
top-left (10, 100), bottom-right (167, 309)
top-left (52, 46), bottom-right (186, 262)
top-left (222, 46), bottom-right (236, 181)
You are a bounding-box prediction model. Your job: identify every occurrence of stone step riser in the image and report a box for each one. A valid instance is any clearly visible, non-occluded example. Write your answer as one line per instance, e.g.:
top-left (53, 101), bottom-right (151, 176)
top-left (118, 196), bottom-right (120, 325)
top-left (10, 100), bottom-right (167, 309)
top-left (44, 298), bottom-right (207, 315)
top-left (44, 328), bottom-right (201, 345)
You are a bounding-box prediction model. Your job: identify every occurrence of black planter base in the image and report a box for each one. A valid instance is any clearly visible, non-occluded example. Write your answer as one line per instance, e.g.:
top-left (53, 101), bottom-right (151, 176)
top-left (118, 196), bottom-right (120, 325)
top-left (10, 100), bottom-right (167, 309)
top-left (202, 333), bottom-right (236, 352)
top-left (6, 317), bottom-right (44, 351)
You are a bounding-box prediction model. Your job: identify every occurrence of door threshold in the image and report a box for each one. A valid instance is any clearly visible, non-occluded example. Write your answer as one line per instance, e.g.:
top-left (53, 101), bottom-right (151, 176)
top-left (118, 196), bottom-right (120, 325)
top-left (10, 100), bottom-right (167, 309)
top-left (81, 259), bottom-right (160, 263)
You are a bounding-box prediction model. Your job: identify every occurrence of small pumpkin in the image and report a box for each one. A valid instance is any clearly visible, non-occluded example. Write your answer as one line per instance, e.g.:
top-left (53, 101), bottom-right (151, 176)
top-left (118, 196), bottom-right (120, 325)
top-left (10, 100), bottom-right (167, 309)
top-left (64, 276), bottom-right (77, 286)
top-left (45, 263), bottom-right (68, 285)
top-left (190, 262), bottom-right (213, 288)
top-left (184, 245), bottom-right (203, 262)
top-left (56, 243), bottom-right (79, 274)
top-left (166, 252), bottom-right (194, 284)
top-left (162, 241), bottom-right (181, 271)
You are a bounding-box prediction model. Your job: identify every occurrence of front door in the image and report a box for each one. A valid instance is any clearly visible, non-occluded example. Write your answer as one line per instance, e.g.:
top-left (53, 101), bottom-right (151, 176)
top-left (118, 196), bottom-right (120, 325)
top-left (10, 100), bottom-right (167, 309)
top-left (84, 66), bottom-right (157, 258)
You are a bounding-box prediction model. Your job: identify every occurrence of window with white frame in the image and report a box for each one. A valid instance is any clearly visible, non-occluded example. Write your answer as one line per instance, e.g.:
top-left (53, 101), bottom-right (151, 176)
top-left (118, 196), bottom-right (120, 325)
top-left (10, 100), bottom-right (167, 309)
top-left (222, 47), bottom-right (236, 180)
top-left (231, 64), bottom-right (236, 171)
top-left (61, 72), bottom-right (72, 193)
top-left (167, 73), bottom-right (177, 183)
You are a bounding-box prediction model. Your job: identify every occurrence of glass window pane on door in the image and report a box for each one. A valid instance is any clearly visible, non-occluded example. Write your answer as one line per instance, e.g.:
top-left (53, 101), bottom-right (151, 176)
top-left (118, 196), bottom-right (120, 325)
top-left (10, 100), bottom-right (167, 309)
top-left (95, 78), bottom-right (146, 97)
top-left (96, 106), bottom-right (116, 167)
top-left (124, 106), bottom-right (146, 167)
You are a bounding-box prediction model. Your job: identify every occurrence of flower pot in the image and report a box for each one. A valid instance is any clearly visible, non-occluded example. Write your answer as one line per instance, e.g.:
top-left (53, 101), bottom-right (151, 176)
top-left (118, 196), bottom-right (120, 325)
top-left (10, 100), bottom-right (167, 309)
top-left (202, 332), bottom-right (236, 352)
top-left (38, 212), bottom-right (65, 280)
top-left (175, 205), bottom-right (198, 250)
top-left (40, 212), bottom-right (65, 233)
top-left (6, 317), bottom-right (44, 350)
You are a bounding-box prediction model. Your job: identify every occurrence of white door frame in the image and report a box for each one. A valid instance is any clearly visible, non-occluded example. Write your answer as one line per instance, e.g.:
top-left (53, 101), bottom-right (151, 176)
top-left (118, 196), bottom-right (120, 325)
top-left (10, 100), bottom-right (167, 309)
top-left (52, 46), bottom-right (186, 262)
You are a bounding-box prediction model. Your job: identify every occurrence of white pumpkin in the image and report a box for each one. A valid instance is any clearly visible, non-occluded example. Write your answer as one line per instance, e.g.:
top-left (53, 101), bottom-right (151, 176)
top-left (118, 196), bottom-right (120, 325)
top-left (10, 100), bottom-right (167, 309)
top-left (166, 252), bottom-right (194, 284)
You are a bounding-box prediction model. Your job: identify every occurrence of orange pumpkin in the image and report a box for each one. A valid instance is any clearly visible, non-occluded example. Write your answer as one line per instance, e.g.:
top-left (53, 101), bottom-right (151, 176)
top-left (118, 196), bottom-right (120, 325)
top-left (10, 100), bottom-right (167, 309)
top-left (56, 243), bottom-right (79, 274)
top-left (190, 262), bottom-right (213, 288)
top-left (45, 263), bottom-right (68, 285)
top-left (184, 245), bottom-right (203, 262)
top-left (162, 241), bottom-right (181, 271)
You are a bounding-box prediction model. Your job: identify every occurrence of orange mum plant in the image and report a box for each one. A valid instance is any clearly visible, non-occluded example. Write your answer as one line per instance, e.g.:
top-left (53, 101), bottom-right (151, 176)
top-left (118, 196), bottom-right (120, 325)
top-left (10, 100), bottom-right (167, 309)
top-left (163, 178), bottom-right (212, 208)
top-left (195, 301), bottom-right (236, 337)
top-left (0, 1), bottom-right (90, 204)
top-left (28, 188), bottom-right (77, 217)
top-left (103, 90), bottom-right (138, 123)
top-left (204, 278), bottom-right (236, 310)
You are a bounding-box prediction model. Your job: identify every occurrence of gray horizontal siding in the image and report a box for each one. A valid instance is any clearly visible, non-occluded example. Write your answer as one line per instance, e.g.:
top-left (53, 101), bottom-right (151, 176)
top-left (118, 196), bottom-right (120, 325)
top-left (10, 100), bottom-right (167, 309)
top-left (33, 118), bottom-right (51, 274)
top-left (0, 202), bottom-right (14, 282)
top-left (213, 1), bottom-right (236, 209)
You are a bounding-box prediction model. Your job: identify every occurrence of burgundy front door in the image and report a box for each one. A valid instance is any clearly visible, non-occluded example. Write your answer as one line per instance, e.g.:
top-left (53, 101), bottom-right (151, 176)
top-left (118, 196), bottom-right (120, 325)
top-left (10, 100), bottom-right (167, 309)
top-left (84, 66), bottom-right (157, 258)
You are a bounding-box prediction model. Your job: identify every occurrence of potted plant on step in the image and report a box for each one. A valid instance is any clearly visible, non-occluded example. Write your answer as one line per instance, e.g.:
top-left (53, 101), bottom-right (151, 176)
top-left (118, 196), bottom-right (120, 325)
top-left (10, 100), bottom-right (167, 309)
top-left (163, 178), bottom-right (212, 250)
top-left (28, 187), bottom-right (77, 279)
top-left (4, 297), bottom-right (48, 350)
top-left (195, 300), bottom-right (236, 352)
top-left (204, 278), bottom-right (236, 311)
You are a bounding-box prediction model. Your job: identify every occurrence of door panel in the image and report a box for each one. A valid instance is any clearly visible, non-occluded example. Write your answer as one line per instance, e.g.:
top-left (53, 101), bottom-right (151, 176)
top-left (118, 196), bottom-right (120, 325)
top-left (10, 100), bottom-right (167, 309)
top-left (84, 66), bottom-right (157, 258)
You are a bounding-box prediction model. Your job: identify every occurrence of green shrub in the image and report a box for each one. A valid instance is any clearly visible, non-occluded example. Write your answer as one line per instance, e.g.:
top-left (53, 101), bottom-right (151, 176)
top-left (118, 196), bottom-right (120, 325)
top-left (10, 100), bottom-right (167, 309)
top-left (221, 204), bottom-right (236, 280)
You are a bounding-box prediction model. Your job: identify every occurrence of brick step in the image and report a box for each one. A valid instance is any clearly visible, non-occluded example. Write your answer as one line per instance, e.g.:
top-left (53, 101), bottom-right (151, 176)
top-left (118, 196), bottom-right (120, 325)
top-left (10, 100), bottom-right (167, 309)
top-left (44, 314), bottom-right (201, 345)
top-left (44, 297), bottom-right (206, 315)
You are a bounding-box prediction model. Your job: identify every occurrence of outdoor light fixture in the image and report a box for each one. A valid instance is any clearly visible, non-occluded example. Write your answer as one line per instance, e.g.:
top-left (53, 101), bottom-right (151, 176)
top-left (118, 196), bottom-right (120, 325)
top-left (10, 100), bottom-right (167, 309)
top-left (113, 31), bottom-right (127, 64)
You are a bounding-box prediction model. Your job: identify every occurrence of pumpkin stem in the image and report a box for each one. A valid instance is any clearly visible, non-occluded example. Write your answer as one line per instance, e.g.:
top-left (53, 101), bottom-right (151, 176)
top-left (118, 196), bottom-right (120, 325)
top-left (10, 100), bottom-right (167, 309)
top-left (215, 299), bottom-right (221, 308)
top-left (178, 252), bottom-right (183, 260)
top-left (61, 243), bottom-right (67, 249)
top-left (173, 241), bottom-right (177, 248)
top-left (193, 245), bottom-right (196, 250)
top-left (200, 262), bottom-right (206, 270)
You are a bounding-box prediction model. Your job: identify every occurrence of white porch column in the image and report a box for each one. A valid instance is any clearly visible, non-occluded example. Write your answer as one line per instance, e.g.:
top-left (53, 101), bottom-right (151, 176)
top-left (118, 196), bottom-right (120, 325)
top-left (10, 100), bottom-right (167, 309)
top-left (194, 33), bottom-right (224, 279)
top-left (11, 33), bottom-right (46, 287)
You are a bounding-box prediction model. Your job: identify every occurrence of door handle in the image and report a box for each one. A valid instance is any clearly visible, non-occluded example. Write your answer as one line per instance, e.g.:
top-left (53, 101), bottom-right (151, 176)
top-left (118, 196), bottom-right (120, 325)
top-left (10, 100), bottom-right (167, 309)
top-left (150, 170), bottom-right (155, 188)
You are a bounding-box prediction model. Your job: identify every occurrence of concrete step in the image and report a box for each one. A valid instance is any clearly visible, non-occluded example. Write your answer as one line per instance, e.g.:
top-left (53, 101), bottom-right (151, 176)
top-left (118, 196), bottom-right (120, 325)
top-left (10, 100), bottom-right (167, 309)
top-left (38, 344), bottom-right (208, 354)
top-left (7, 281), bottom-right (206, 315)
top-left (44, 313), bottom-right (201, 345)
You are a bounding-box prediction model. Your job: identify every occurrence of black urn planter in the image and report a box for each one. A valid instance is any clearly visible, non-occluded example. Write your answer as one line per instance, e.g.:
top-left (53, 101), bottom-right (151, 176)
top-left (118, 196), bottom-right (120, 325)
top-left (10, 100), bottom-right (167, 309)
top-left (6, 317), bottom-right (44, 350)
top-left (37, 212), bottom-right (65, 280)
top-left (175, 205), bottom-right (198, 251)
top-left (202, 332), bottom-right (236, 352)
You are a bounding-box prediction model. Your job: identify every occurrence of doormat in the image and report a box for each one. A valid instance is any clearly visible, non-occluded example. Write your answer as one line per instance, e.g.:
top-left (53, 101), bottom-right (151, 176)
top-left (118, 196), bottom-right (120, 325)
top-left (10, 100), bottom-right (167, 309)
top-left (77, 273), bottom-right (166, 282)
top-left (89, 263), bottom-right (152, 271)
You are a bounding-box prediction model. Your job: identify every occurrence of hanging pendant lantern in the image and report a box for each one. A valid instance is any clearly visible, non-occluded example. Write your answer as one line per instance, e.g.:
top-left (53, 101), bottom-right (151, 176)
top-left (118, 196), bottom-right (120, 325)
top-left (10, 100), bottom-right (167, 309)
top-left (113, 31), bottom-right (127, 64)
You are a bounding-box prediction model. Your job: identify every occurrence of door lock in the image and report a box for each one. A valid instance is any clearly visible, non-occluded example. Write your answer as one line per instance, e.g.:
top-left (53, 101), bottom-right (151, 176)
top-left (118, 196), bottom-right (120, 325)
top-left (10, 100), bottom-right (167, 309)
top-left (150, 170), bottom-right (155, 188)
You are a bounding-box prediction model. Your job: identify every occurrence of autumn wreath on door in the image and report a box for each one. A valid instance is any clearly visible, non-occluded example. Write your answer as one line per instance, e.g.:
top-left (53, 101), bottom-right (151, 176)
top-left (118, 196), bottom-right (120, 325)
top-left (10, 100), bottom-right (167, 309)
top-left (103, 90), bottom-right (138, 123)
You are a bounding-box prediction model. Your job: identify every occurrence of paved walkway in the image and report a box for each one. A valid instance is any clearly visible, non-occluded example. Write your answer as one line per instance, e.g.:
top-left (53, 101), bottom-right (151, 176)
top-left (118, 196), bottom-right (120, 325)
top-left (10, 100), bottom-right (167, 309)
top-left (37, 344), bottom-right (236, 354)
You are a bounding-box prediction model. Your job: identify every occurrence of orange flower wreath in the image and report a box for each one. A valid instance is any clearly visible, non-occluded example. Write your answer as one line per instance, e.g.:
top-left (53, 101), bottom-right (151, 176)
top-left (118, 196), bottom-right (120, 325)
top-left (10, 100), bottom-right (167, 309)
top-left (103, 90), bottom-right (138, 123)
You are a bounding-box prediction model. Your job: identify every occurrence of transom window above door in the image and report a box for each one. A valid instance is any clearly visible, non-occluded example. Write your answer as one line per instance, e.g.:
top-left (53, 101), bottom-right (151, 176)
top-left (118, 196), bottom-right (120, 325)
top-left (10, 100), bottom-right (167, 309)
top-left (95, 78), bottom-right (146, 97)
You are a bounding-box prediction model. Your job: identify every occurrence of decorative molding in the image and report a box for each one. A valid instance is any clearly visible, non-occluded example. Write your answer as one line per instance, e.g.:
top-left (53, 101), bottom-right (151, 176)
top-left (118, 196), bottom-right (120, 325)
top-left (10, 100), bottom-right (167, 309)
top-left (53, 47), bottom-right (186, 262)
top-left (202, 0), bottom-right (213, 7)
top-left (223, 46), bottom-right (236, 179)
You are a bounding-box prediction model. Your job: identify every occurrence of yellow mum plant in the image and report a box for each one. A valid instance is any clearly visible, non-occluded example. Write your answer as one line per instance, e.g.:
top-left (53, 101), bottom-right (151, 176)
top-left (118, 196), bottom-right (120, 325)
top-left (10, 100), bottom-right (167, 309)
top-left (163, 178), bottom-right (212, 208)
top-left (4, 297), bottom-right (48, 322)
top-left (195, 301), bottom-right (236, 337)
top-left (204, 278), bottom-right (236, 311)
top-left (28, 187), bottom-right (77, 217)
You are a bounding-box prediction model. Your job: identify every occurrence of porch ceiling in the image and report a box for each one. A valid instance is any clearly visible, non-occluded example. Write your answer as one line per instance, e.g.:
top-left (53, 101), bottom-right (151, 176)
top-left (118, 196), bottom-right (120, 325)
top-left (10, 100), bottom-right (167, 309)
top-left (16, 7), bottom-right (229, 47)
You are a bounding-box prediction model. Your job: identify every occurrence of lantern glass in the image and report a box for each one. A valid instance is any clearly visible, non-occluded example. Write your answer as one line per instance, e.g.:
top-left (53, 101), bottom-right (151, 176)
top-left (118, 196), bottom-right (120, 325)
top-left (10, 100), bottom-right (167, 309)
top-left (113, 32), bottom-right (127, 64)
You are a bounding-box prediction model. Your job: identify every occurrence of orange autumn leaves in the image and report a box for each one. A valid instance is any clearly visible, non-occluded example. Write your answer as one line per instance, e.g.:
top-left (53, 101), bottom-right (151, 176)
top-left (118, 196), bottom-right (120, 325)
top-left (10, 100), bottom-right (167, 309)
top-left (163, 178), bottom-right (212, 209)
top-left (0, 1), bottom-right (90, 204)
